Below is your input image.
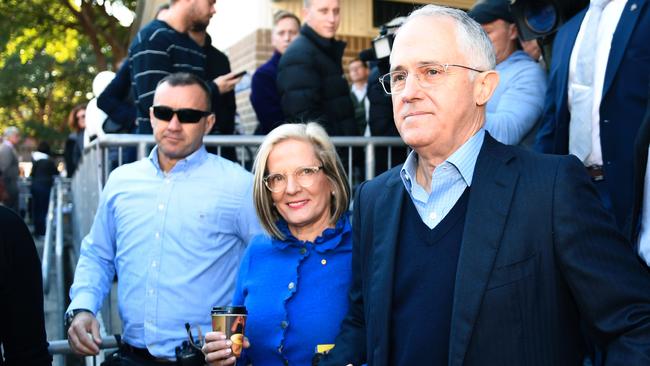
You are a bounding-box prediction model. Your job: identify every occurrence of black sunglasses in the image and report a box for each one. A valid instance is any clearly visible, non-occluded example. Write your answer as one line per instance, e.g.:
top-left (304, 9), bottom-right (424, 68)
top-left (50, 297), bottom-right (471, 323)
top-left (151, 105), bottom-right (211, 123)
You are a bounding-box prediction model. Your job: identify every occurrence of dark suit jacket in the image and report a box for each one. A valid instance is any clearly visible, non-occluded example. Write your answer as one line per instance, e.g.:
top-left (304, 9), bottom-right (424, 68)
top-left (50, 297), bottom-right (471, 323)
top-left (324, 135), bottom-right (650, 366)
top-left (534, 0), bottom-right (650, 228)
top-left (630, 81), bottom-right (650, 243)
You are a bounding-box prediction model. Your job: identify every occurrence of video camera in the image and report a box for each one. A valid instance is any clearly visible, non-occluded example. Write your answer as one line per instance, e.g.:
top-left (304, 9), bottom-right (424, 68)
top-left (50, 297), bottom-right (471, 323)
top-left (511, 0), bottom-right (588, 41)
top-left (360, 17), bottom-right (406, 65)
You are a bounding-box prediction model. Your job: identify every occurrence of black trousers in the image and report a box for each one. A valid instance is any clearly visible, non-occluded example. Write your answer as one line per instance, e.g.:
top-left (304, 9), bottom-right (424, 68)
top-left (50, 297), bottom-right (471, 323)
top-left (101, 345), bottom-right (205, 366)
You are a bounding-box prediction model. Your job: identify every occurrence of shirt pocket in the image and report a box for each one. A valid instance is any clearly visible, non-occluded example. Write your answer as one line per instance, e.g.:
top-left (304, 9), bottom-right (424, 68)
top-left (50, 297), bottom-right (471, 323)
top-left (195, 201), bottom-right (237, 236)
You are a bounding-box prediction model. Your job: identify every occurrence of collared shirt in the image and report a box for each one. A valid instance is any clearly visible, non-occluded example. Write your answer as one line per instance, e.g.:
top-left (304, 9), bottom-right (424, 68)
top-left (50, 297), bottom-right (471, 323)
top-left (68, 146), bottom-right (262, 360)
top-left (568, 0), bottom-right (627, 166)
top-left (485, 50), bottom-right (547, 145)
top-left (400, 129), bottom-right (485, 229)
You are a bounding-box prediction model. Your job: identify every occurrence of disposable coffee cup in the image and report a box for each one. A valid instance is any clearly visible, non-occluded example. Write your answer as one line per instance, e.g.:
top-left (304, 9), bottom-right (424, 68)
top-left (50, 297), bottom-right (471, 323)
top-left (211, 306), bottom-right (247, 358)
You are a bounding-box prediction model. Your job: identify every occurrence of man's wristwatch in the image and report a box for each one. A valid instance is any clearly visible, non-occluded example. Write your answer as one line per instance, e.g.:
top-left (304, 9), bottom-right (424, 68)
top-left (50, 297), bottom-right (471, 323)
top-left (64, 308), bottom-right (92, 328)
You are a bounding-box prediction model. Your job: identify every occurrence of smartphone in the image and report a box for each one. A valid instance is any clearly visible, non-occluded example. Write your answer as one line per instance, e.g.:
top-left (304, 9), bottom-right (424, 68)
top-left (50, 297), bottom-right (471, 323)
top-left (231, 70), bottom-right (247, 79)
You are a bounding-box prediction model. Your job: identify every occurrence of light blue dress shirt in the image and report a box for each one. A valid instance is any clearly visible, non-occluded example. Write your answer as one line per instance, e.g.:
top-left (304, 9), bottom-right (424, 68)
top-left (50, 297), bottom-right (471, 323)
top-left (485, 50), bottom-right (547, 145)
top-left (68, 145), bottom-right (262, 359)
top-left (400, 129), bottom-right (484, 229)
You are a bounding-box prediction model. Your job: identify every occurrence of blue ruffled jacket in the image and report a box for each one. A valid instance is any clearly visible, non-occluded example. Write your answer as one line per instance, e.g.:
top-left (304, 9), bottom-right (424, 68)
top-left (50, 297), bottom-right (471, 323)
top-left (232, 213), bottom-right (352, 365)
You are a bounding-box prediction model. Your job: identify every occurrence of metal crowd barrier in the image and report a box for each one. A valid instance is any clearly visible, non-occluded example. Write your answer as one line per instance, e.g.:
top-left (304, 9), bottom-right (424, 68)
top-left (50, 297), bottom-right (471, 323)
top-left (46, 133), bottom-right (406, 363)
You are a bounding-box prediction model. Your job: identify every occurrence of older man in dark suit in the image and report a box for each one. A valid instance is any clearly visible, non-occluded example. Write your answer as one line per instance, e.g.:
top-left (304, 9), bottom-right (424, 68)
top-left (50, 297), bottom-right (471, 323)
top-left (322, 4), bottom-right (650, 366)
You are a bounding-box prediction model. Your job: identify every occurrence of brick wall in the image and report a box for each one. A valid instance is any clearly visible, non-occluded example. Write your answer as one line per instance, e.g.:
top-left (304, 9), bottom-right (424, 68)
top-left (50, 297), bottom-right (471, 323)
top-left (227, 30), bottom-right (372, 134)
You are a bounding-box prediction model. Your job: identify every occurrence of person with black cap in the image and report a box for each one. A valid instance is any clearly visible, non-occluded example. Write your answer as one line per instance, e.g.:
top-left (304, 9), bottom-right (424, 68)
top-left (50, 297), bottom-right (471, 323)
top-left (468, 0), bottom-right (547, 146)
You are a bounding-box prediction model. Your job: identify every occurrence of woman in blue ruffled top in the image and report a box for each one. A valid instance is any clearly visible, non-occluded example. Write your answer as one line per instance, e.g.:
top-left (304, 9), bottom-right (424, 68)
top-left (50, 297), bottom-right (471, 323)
top-left (204, 122), bottom-right (352, 366)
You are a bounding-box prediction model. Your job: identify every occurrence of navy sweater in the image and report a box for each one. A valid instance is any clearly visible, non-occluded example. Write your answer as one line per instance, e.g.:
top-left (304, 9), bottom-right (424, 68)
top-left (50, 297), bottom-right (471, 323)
top-left (390, 189), bottom-right (470, 365)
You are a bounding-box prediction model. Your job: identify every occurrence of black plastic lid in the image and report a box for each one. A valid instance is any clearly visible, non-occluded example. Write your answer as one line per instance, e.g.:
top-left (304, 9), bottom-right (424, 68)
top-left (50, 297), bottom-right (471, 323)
top-left (211, 305), bottom-right (247, 315)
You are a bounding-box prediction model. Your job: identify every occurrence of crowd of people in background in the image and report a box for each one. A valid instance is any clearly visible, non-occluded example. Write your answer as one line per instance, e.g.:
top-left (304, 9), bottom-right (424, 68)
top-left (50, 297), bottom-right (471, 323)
top-left (2, 0), bottom-right (650, 365)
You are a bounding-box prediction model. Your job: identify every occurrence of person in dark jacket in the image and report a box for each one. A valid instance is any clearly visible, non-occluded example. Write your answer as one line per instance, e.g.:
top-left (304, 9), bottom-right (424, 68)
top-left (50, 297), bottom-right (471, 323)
top-left (0, 205), bottom-right (52, 366)
top-left (365, 60), bottom-right (407, 175)
top-left (189, 23), bottom-right (243, 162)
top-left (128, 0), bottom-right (220, 134)
top-left (251, 11), bottom-right (300, 135)
top-left (63, 104), bottom-right (86, 178)
top-left (277, 0), bottom-right (357, 137)
top-left (97, 60), bottom-right (137, 134)
top-left (30, 141), bottom-right (59, 237)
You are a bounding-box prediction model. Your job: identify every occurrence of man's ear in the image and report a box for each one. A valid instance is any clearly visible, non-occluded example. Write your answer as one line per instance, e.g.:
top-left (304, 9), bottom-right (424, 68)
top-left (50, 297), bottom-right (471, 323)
top-left (508, 22), bottom-right (519, 41)
top-left (474, 70), bottom-right (499, 106)
top-left (204, 114), bottom-right (216, 135)
top-left (149, 108), bottom-right (156, 131)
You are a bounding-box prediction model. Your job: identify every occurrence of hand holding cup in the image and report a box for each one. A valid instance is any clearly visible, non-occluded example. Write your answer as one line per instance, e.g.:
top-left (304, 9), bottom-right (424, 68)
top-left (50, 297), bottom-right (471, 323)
top-left (203, 331), bottom-right (250, 366)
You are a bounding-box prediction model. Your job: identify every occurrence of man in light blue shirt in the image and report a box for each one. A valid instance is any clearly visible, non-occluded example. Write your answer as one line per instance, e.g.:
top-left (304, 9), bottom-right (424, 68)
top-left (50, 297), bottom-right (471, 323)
top-left (66, 73), bottom-right (261, 362)
top-left (469, 0), bottom-right (547, 146)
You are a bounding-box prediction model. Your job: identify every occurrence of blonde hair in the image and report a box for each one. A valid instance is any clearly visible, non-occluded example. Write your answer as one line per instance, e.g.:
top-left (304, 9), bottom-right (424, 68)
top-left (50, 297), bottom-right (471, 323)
top-left (253, 123), bottom-right (350, 240)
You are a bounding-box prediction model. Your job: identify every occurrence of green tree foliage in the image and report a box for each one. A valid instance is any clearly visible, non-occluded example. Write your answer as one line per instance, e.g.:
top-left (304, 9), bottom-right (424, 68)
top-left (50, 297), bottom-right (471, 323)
top-left (0, 0), bottom-right (137, 148)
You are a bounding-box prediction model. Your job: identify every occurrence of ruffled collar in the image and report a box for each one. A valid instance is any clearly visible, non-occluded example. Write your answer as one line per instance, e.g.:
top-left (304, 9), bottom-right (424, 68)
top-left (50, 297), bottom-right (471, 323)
top-left (272, 212), bottom-right (352, 253)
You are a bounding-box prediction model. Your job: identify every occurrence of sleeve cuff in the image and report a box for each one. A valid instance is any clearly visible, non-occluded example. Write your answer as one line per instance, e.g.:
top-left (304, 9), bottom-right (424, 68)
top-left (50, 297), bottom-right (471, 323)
top-left (67, 291), bottom-right (100, 315)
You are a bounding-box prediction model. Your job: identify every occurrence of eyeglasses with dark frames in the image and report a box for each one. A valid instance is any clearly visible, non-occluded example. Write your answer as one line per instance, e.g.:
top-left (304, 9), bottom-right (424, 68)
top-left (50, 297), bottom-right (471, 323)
top-left (264, 166), bottom-right (324, 192)
top-left (378, 62), bottom-right (485, 95)
top-left (151, 105), bottom-right (212, 123)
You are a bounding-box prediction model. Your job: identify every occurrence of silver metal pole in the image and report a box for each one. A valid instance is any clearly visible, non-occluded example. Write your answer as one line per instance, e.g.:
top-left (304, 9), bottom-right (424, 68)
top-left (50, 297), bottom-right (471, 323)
top-left (365, 140), bottom-right (375, 181)
top-left (137, 142), bottom-right (147, 160)
top-left (55, 179), bottom-right (66, 339)
top-left (42, 185), bottom-right (57, 293)
top-left (48, 334), bottom-right (119, 355)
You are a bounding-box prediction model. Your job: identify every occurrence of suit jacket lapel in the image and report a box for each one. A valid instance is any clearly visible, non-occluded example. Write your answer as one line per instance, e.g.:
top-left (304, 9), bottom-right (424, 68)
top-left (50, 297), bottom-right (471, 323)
top-left (369, 169), bottom-right (404, 366)
top-left (448, 135), bottom-right (520, 366)
top-left (602, 0), bottom-right (647, 97)
top-left (554, 10), bottom-right (586, 117)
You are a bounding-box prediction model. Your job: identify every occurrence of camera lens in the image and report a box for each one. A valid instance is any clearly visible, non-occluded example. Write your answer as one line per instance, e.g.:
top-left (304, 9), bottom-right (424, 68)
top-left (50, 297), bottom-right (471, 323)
top-left (524, 2), bottom-right (558, 34)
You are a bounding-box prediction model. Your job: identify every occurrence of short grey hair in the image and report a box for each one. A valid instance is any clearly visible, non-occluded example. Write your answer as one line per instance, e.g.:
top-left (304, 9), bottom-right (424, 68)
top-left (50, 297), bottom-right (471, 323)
top-left (403, 4), bottom-right (496, 71)
top-left (252, 122), bottom-right (350, 240)
top-left (3, 126), bottom-right (19, 138)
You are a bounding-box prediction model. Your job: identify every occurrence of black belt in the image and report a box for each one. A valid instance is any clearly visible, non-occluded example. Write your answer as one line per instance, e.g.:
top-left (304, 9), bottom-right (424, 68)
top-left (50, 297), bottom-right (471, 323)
top-left (121, 342), bottom-right (176, 364)
top-left (586, 165), bottom-right (604, 182)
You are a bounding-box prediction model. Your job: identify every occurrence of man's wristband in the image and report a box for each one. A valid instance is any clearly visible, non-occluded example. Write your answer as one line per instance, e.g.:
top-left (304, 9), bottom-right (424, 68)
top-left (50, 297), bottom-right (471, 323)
top-left (64, 308), bottom-right (92, 328)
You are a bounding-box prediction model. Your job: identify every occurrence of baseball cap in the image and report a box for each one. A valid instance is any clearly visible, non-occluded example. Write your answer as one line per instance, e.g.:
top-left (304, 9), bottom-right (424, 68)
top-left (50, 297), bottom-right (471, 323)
top-left (467, 0), bottom-right (515, 24)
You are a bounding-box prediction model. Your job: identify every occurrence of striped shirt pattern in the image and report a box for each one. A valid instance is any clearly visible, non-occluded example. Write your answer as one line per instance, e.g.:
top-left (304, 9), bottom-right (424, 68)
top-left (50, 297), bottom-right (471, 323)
top-left (400, 129), bottom-right (485, 229)
top-left (128, 20), bottom-right (214, 134)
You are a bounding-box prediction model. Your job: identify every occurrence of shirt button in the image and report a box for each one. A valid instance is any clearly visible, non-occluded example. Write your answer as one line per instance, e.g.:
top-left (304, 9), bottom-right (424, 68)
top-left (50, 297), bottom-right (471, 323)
top-left (158, 204), bottom-right (164, 211)
top-left (288, 282), bottom-right (295, 290)
top-left (321, 259), bottom-right (327, 266)
top-left (155, 232), bottom-right (160, 239)
top-left (277, 345), bottom-right (283, 354)
top-left (428, 212), bottom-right (437, 221)
top-left (165, 179), bottom-right (171, 184)
top-left (280, 321), bottom-right (288, 329)
top-left (299, 248), bottom-right (306, 255)
top-left (149, 289), bottom-right (154, 295)
top-left (151, 261), bottom-right (157, 268)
